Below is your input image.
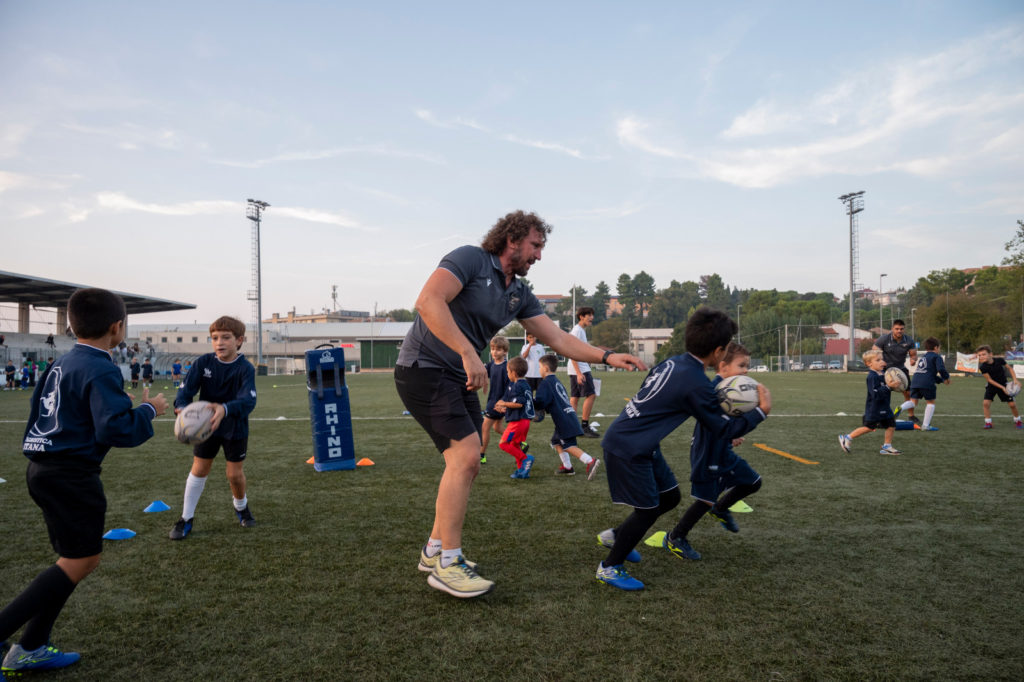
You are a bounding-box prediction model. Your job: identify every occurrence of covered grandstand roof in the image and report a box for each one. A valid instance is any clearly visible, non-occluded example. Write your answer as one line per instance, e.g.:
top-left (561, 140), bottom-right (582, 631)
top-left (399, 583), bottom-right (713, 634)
top-left (0, 270), bottom-right (196, 315)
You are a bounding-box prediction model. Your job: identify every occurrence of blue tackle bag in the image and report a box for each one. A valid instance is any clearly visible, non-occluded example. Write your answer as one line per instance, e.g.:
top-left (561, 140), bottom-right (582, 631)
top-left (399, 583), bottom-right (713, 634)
top-left (306, 347), bottom-right (356, 471)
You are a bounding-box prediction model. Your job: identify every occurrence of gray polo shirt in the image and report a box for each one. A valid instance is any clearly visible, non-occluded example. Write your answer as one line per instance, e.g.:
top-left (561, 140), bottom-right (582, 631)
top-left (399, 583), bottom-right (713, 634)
top-left (397, 245), bottom-right (544, 377)
top-left (875, 332), bottom-right (915, 369)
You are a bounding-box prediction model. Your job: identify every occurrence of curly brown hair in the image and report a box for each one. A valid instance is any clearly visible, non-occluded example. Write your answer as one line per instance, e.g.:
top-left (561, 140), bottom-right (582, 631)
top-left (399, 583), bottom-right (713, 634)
top-left (480, 210), bottom-right (552, 255)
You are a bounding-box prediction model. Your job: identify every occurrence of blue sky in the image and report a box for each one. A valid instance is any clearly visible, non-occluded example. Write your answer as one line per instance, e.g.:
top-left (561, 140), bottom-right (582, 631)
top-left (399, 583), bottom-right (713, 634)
top-left (2, 1), bottom-right (1022, 328)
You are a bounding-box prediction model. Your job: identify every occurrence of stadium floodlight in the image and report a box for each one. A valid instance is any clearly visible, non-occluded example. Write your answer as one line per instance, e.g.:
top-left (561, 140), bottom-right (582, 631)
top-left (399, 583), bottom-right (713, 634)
top-left (246, 199), bottom-right (270, 371)
top-left (879, 274), bottom-right (887, 332)
top-left (839, 191), bottom-right (865, 361)
top-left (737, 304), bottom-right (742, 343)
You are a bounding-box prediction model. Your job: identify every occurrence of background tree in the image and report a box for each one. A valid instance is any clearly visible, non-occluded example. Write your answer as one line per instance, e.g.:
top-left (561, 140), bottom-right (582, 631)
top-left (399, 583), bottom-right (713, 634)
top-left (616, 273), bottom-right (635, 324)
top-left (590, 317), bottom-right (630, 354)
top-left (647, 279), bottom-right (701, 328)
top-left (384, 308), bottom-right (416, 321)
top-left (699, 273), bottom-right (731, 310)
top-left (553, 284), bottom-right (588, 330)
top-left (589, 281), bottom-right (611, 324)
top-left (655, 320), bottom-right (688, 363)
top-left (631, 271), bottom-right (656, 325)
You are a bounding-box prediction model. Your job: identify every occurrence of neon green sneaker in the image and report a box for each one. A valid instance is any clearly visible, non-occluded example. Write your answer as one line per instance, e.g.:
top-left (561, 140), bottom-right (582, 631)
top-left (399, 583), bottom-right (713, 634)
top-left (427, 556), bottom-right (494, 598)
top-left (417, 547), bottom-right (477, 573)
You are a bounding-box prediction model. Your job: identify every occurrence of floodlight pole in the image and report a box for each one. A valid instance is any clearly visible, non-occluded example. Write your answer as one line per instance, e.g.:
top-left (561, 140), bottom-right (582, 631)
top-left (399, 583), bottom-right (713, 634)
top-left (839, 191), bottom-right (865, 361)
top-left (737, 304), bottom-right (742, 343)
top-left (879, 273), bottom-right (887, 333)
top-left (246, 199), bottom-right (270, 370)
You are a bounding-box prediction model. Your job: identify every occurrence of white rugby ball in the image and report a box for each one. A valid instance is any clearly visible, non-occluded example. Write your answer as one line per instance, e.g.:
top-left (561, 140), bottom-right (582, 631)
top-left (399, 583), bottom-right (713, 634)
top-left (884, 367), bottom-right (908, 392)
top-left (716, 375), bottom-right (760, 416)
top-left (1007, 381), bottom-right (1022, 398)
top-left (174, 401), bottom-right (215, 445)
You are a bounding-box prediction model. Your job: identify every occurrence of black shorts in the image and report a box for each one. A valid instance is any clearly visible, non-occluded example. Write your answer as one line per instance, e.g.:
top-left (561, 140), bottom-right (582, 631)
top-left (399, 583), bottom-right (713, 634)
top-left (570, 372), bottom-right (596, 398)
top-left (193, 435), bottom-right (248, 462)
top-left (910, 387), bottom-right (937, 401)
top-left (550, 432), bottom-right (579, 450)
top-left (27, 459), bottom-right (106, 558)
top-left (863, 417), bottom-right (896, 430)
top-left (984, 385), bottom-right (1015, 403)
top-left (395, 364), bottom-right (482, 453)
top-left (526, 377), bottom-right (540, 392)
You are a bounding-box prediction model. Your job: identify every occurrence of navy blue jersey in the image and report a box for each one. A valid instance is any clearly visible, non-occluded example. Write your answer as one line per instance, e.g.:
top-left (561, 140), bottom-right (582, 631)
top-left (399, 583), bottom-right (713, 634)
top-left (875, 332), bottom-right (915, 369)
top-left (690, 374), bottom-right (752, 483)
top-left (174, 353), bottom-right (257, 439)
top-left (141, 363), bottom-right (154, 378)
top-left (864, 371), bottom-right (893, 421)
top-left (22, 344), bottom-right (157, 465)
top-left (979, 357), bottom-right (1009, 385)
top-left (484, 359), bottom-right (510, 411)
top-left (130, 361), bottom-right (140, 378)
top-left (172, 363), bottom-right (182, 374)
top-left (396, 245), bottom-right (544, 378)
top-left (534, 374), bottom-right (584, 440)
top-left (502, 378), bottom-right (535, 422)
top-left (910, 351), bottom-right (949, 390)
top-left (601, 353), bottom-right (766, 459)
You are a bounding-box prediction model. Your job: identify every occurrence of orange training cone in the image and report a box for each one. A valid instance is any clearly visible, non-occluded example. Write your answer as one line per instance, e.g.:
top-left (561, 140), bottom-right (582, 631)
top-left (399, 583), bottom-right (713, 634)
top-left (306, 456), bottom-right (314, 464)
top-left (356, 457), bottom-right (375, 466)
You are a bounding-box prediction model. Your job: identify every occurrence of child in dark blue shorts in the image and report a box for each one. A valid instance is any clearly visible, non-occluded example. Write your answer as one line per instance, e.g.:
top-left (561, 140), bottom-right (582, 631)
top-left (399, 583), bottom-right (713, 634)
top-left (838, 349), bottom-right (901, 455)
top-left (479, 336), bottom-right (510, 463)
top-left (0, 288), bottom-right (168, 675)
top-left (595, 309), bottom-right (771, 591)
top-left (664, 342), bottom-right (764, 562)
top-left (895, 337), bottom-right (949, 431)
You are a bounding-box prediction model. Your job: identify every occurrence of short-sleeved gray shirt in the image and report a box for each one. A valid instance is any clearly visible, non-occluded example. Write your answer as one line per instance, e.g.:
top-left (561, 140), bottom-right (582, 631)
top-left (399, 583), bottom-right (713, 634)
top-left (875, 332), bottom-right (916, 369)
top-left (397, 245), bottom-right (544, 378)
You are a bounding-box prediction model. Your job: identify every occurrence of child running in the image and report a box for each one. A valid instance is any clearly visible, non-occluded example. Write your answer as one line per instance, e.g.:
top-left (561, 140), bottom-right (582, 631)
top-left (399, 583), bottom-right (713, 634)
top-left (495, 356), bottom-right (536, 478)
top-left (533, 353), bottom-right (600, 479)
top-left (895, 337), bottom-right (949, 431)
top-left (479, 336), bottom-right (510, 463)
top-left (0, 288), bottom-right (168, 675)
top-left (664, 342), bottom-right (764, 562)
top-left (976, 345), bottom-right (1022, 429)
top-left (838, 349), bottom-right (901, 455)
top-left (169, 316), bottom-right (258, 540)
top-left (594, 309), bottom-right (770, 591)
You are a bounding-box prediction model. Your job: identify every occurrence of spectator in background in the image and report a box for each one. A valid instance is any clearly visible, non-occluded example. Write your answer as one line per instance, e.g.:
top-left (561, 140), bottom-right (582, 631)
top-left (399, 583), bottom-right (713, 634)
top-left (46, 334), bottom-right (56, 349)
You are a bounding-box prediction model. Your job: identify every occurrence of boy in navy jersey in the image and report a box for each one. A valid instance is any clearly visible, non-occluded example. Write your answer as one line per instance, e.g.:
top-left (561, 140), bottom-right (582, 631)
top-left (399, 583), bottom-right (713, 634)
top-left (594, 309), bottom-right (770, 591)
top-left (479, 336), bottom-right (510, 463)
top-left (895, 337), bottom-right (949, 431)
top-left (169, 316), bottom-right (258, 540)
top-left (172, 359), bottom-right (183, 387)
top-left (129, 357), bottom-right (141, 389)
top-left (496, 356), bottom-right (536, 478)
top-left (838, 349), bottom-right (901, 455)
top-left (5, 359), bottom-right (15, 390)
top-left (141, 357), bottom-right (154, 388)
top-left (976, 345), bottom-right (1022, 429)
top-left (533, 354), bottom-right (600, 479)
top-left (0, 288), bottom-right (167, 675)
top-left (664, 342), bottom-right (764, 562)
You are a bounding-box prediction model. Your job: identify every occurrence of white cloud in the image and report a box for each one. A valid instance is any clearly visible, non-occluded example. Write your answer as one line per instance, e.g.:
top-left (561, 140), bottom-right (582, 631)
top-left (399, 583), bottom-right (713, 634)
top-left (274, 206), bottom-right (374, 231)
top-left (417, 109), bottom-right (605, 160)
top-left (0, 124), bottom-right (32, 158)
top-left (551, 202), bottom-right (648, 221)
top-left (619, 25), bottom-right (1024, 188)
top-left (62, 122), bottom-right (187, 151)
top-left (213, 143), bottom-right (445, 168)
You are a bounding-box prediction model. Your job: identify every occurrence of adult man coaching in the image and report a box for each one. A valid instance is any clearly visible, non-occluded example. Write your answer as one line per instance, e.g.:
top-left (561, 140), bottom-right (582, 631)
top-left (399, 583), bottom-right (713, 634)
top-left (568, 307), bottom-right (599, 437)
top-left (395, 210), bottom-right (646, 599)
top-left (875, 319), bottom-right (918, 423)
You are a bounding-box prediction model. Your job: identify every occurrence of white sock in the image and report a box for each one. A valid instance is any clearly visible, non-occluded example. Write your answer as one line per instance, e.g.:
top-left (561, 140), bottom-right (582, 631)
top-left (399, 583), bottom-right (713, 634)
top-left (579, 452), bottom-right (594, 465)
top-left (182, 473), bottom-right (207, 520)
top-left (923, 403), bottom-right (936, 428)
top-left (559, 451), bottom-right (572, 468)
top-left (440, 548), bottom-right (462, 568)
top-left (425, 538), bottom-right (442, 557)
top-left (900, 400), bottom-right (915, 412)
top-left (233, 495), bottom-right (248, 511)
top-left (985, 418), bottom-right (993, 424)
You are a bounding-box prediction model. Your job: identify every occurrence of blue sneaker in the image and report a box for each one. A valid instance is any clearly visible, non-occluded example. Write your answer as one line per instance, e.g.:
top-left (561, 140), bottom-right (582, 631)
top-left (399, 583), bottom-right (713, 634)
top-left (509, 468), bottom-right (524, 479)
top-left (708, 507), bottom-right (740, 533)
top-left (838, 434), bottom-right (852, 453)
top-left (595, 563), bottom-right (644, 591)
top-left (663, 534), bottom-right (702, 561)
top-left (520, 455), bottom-right (535, 479)
top-left (596, 528), bottom-right (641, 563)
top-left (235, 505), bottom-right (256, 528)
top-left (922, 425), bottom-right (939, 431)
top-left (1, 643), bottom-right (80, 674)
top-left (169, 516), bottom-right (193, 540)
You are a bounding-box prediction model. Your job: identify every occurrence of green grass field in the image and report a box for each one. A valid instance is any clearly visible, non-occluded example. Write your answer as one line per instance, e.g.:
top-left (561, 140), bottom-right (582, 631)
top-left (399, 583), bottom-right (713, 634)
top-left (2, 370), bottom-right (1023, 681)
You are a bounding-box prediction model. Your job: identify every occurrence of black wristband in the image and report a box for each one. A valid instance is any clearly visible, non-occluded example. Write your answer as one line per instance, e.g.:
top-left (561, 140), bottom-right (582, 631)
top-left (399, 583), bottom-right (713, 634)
top-left (601, 349), bottom-right (613, 364)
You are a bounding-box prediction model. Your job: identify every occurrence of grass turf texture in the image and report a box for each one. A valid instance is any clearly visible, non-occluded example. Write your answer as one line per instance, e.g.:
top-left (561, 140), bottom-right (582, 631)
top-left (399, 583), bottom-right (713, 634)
top-left (1, 370), bottom-right (1023, 681)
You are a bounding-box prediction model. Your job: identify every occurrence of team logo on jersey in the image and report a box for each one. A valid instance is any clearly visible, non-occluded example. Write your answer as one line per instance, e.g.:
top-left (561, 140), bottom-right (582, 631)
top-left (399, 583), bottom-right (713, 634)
top-left (508, 294), bottom-right (520, 313)
top-left (251, 390), bottom-right (257, 398)
top-left (28, 366), bottom-right (62, 438)
top-left (486, 278), bottom-right (492, 287)
top-left (204, 368), bottom-right (213, 378)
top-left (624, 360), bottom-right (675, 417)
top-left (555, 381), bottom-right (570, 404)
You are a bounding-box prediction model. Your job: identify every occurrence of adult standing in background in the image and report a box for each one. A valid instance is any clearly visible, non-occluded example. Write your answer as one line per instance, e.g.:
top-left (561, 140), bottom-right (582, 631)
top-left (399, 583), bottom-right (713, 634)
top-left (875, 319), bottom-right (917, 423)
top-left (394, 210), bottom-right (645, 599)
top-left (520, 332), bottom-right (545, 392)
